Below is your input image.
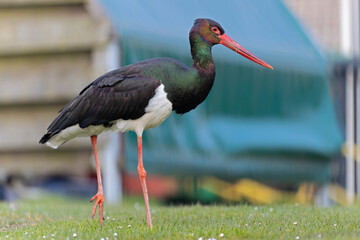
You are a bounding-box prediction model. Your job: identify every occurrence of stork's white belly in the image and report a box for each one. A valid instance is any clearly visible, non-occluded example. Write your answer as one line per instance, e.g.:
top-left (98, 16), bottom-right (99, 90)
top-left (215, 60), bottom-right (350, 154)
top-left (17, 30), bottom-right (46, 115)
top-left (46, 84), bottom-right (172, 149)
top-left (114, 84), bottom-right (172, 136)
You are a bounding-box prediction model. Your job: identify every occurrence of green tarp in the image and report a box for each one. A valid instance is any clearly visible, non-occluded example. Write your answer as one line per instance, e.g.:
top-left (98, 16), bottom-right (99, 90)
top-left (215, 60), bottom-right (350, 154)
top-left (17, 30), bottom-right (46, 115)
top-left (99, 0), bottom-right (342, 182)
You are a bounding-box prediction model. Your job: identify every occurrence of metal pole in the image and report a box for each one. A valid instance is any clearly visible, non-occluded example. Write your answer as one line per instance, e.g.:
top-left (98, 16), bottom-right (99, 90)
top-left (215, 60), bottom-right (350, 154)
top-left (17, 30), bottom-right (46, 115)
top-left (340, 0), bottom-right (353, 57)
top-left (346, 64), bottom-right (355, 204)
top-left (352, 0), bottom-right (360, 58)
top-left (341, 0), bottom-right (358, 205)
top-left (356, 64), bottom-right (360, 199)
top-left (102, 38), bottom-right (122, 204)
top-left (352, 0), bottom-right (360, 199)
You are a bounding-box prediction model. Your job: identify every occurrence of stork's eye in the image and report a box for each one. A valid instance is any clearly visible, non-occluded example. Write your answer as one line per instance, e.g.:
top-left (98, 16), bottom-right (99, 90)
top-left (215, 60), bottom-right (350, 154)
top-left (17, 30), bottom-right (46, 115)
top-left (211, 27), bottom-right (220, 35)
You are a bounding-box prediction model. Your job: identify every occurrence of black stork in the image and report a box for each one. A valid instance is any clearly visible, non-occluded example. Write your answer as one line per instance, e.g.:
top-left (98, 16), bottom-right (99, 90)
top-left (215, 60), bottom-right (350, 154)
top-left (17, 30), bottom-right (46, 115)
top-left (39, 18), bottom-right (273, 229)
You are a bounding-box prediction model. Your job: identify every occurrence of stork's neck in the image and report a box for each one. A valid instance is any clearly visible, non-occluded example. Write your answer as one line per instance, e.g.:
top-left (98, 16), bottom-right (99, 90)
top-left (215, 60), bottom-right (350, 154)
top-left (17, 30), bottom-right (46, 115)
top-left (190, 33), bottom-right (215, 74)
top-left (164, 33), bottom-right (216, 114)
top-left (159, 33), bottom-right (217, 114)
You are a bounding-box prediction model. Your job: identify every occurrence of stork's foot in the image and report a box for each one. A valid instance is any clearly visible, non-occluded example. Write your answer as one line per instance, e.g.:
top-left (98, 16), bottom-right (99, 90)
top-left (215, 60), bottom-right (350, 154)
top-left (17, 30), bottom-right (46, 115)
top-left (90, 191), bottom-right (104, 226)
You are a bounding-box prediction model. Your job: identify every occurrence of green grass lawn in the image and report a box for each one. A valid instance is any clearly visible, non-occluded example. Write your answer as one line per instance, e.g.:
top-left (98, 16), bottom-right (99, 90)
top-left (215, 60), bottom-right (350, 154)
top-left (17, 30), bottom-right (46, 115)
top-left (1, 195), bottom-right (359, 240)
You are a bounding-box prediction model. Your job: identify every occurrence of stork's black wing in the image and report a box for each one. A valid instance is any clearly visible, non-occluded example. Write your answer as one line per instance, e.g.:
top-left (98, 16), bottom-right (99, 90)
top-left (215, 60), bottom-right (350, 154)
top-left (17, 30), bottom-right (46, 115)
top-left (39, 67), bottom-right (161, 143)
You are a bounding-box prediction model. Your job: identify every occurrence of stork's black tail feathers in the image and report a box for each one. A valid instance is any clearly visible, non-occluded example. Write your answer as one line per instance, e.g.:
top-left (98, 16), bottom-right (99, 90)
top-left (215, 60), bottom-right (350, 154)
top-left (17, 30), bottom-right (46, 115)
top-left (39, 97), bottom-right (79, 145)
top-left (39, 133), bottom-right (51, 144)
top-left (39, 131), bottom-right (60, 144)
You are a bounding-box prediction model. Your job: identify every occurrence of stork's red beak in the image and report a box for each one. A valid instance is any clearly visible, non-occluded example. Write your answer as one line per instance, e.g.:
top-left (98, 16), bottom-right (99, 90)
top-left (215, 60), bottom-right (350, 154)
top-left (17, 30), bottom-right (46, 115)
top-left (219, 34), bottom-right (273, 70)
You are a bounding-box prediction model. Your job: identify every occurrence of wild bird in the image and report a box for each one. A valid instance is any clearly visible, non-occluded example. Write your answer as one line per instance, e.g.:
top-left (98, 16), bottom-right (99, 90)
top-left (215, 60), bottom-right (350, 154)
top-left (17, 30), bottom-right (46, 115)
top-left (39, 18), bottom-right (273, 228)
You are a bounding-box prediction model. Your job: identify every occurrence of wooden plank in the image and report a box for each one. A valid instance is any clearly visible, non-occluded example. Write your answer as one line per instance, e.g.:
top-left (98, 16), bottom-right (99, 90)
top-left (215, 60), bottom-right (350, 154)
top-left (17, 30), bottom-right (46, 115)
top-left (0, 150), bottom-right (92, 177)
top-left (0, 52), bottom-right (93, 104)
top-left (0, 5), bottom-right (110, 56)
top-left (0, 0), bottom-right (84, 7)
top-left (0, 106), bottom-right (83, 150)
top-left (0, 105), bottom-right (113, 150)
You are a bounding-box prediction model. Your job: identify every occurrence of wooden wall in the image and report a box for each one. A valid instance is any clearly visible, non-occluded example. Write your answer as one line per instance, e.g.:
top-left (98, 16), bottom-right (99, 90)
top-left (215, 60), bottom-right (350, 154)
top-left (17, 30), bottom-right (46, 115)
top-left (0, 0), bottom-right (115, 179)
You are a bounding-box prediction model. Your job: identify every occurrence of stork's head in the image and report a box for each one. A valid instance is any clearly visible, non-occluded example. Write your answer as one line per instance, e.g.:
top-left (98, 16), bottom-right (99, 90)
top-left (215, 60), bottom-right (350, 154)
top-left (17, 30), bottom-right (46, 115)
top-left (190, 18), bottom-right (273, 69)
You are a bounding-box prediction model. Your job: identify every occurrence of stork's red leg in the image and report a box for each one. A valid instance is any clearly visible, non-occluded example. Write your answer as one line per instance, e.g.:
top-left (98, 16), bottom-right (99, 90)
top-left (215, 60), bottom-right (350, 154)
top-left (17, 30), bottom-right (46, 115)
top-left (90, 135), bottom-right (104, 226)
top-left (137, 136), bottom-right (153, 229)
